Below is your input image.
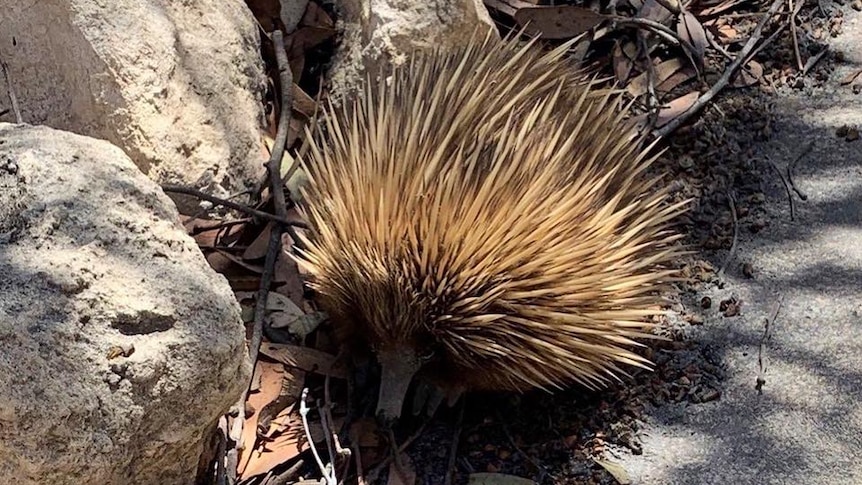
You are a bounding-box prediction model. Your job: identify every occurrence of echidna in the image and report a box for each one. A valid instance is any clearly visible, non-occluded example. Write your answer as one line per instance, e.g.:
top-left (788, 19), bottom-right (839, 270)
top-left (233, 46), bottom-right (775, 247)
top-left (296, 31), bottom-right (687, 420)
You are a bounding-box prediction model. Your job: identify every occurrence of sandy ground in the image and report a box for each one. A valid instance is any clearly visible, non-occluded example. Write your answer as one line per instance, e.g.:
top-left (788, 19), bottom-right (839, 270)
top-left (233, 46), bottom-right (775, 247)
top-left (617, 8), bottom-right (862, 485)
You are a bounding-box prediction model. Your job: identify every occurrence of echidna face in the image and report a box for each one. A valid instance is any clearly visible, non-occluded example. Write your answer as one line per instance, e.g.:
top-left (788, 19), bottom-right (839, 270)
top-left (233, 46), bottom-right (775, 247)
top-left (297, 33), bottom-right (687, 420)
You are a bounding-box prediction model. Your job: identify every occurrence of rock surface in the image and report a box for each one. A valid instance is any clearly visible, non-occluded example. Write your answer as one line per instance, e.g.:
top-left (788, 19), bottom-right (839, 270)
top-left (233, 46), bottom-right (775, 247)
top-left (0, 123), bottom-right (251, 485)
top-left (0, 0), bottom-right (267, 205)
top-left (329, 0), bottom-right (495, 97)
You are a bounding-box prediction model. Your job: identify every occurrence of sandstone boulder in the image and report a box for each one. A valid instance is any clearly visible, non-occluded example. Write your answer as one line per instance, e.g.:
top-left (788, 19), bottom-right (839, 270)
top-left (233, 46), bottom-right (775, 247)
top-left (0, 0), bottom-right (267, 205)
top-left (0, 123), bottom-right (250, 485)
top-left (329, 0), bottom-right (495, 97)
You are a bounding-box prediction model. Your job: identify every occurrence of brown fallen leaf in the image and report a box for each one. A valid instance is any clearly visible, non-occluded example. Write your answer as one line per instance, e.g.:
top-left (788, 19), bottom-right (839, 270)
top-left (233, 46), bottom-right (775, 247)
top-left (613, 40), bottom-right (638, 84)
top-left (677, 10), bottom-right (707, 67)
top-left (291, 83), bottom-right (317, 117)
top-left (733, 60), bottom-right (763, 88)
top-left (656, 66), bottom-right (697, 94)
top-left (655, 91), bottom-right (699, 128)
top-left (716, 24), bottom-right (738, 42)
top-left (387, 452), bottom-right (417, 485)
top-left (638, 0), bottom-right (674, 24)
top-left (238, 361), bottom-right (286, 475)
top-left (627, 58), bottom-right (685, 97)
top-left (513, 5), bottom-right (605, 39)
top-left (260, 342), bottom-right (348, 379)
top-left (484, 0), bottom-right (542, 16)
top-left (699, 0), bottom-right (749, 17)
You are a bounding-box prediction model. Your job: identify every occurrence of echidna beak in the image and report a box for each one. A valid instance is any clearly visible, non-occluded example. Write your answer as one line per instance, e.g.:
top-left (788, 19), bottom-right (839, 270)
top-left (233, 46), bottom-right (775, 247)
top-left (375, 347), bottom-right (422, 423)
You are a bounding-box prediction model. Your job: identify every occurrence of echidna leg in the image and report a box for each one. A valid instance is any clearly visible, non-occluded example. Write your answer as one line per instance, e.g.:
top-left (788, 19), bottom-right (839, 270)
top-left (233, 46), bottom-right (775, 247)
top-left (375, 347), bottom-right (422, 422)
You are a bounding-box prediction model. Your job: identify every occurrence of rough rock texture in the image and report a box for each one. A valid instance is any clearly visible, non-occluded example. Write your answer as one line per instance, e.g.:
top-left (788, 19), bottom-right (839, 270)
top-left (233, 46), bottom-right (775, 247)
top-left (0, 123), bottom-right (251, 485)
top-left (0, 0), bottom-right (267, 205)
top-left (329, 0), bottom-right (495, 97)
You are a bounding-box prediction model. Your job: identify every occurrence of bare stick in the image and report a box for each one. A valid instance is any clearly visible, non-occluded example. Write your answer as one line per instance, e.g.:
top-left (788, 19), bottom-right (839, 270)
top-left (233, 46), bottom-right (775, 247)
top-left (789, 0), bottom-right (803, 71)
top-left (0, 58), bottom-right (22, 123)
top-left (768, 159), bottom-right (795, 221)
top-left (787, 142), bottom-right (812, 201)
top-left (654, 0), bottom-right (786, 137)
top-left (301, 389), bottom-right (336, 484)
top-left (228, 28), bottom-right (295, 482)
top-left (162, 185), bottom-right (307, 228)
top-left (756, 297), bottom-right (783, 393)
top-left (718, 191), bottom-right (738, 278)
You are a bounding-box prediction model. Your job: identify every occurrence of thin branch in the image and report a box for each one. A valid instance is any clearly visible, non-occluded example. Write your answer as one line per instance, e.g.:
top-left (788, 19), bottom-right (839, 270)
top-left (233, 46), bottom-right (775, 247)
top-left (228, 27), bottom-right (295, 484)
top-left (718, 191), bottom-right (738, 278)
top-left (654, 0), bottom-right (786, 137)
top-left (768, 158), bottom-right (795, 221)
top-left (756, 296), bottom-right (783, 393)
top-left (162, 184), bottom-right (307, 228)
top-left (789, 0), bottom-right (803, 71)
top-left (0, 58), bottom-right (22, 123)
top-left (787, 142), bottom-right (812, 200)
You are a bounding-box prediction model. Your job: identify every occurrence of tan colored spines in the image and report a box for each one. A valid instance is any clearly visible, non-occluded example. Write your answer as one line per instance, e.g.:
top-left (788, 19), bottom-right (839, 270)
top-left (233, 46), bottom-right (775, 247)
top-left (296, 32), bottom-right (687, 419)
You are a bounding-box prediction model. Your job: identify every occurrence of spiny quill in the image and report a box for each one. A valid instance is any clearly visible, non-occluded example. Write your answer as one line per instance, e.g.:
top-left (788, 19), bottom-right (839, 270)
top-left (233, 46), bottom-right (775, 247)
top-left (295, 31), bottom-right (688, 420)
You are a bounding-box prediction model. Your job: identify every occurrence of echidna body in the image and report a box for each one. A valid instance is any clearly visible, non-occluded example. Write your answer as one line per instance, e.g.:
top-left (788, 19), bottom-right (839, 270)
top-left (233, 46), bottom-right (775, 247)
top-left (297, 32), bottom-right (687, 419)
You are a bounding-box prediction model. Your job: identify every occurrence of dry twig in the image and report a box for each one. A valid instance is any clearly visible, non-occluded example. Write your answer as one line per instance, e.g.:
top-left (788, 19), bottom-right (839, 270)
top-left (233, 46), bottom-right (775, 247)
top-left (161, 185), bottom-right (307, 228)
top-left (225, 28), bottom-right (295, 484)
top-left (768, 158), bottom-right (795, 221)
top-left (756, 297), bottom-right (783, 393)
top-left (654, 0), bottom-right (786, 137)
top-left (718, 191), bottom-right (738, 278)
top-left (787, 142), bottom-right (812, 201)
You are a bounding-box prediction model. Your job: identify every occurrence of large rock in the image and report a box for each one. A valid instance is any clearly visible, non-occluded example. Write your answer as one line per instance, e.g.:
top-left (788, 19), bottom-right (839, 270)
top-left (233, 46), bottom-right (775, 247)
top-left (0, 0), bottom-right (267, 204)
top-left (0, 123), bottom-right (251, 484)
top-left (329, 0), bottom-right (495, 97)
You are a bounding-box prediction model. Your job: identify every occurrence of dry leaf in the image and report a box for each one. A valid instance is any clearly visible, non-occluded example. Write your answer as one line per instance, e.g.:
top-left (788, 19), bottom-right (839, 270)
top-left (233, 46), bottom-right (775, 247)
top-left (638, 0), bottom-right (674, 24)
top-left (243, 222), bottom-right (273, 261)
top-left (628, 58), bottom-right (685, 97)
top-left (291, 83), bottom-right (317, 117)
top-left (655, 91), bottom-right (699, 128)
top-left (484, 0), bottom-right (540, 16)
top-left (613, 41), bottom-right (638, 84)
top-left (717, 24), bottom-right (738, 42)
top-left (656, 66), bottom-right (697, 94)
top-left (387, 452), bottom-right (417, 485)
top-left (513, 5), bottom-right (605, 39)
top-left (467, 473), bottom-right (536, 485)
top-left (302, 1), bottom-right (334, 29)
top-left (260, 342), bottom-right (348, 379)
top-left (700, 0), bottom-right (749, 17)
top-left (677, 11), bottom-right (707, 66)
top-left (593, 459), bottom-right (632, 484)
top-left (238, 361), bottom-right (286, 475)
top-left (733, 60), bottom-right (763, 87)
top-left (265, 292), bottom-right (307, 330)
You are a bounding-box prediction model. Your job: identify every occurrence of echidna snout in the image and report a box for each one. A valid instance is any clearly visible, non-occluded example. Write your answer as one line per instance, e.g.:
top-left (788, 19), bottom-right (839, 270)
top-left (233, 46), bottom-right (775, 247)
top-left (297, 31), bottom-right (687, 420)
